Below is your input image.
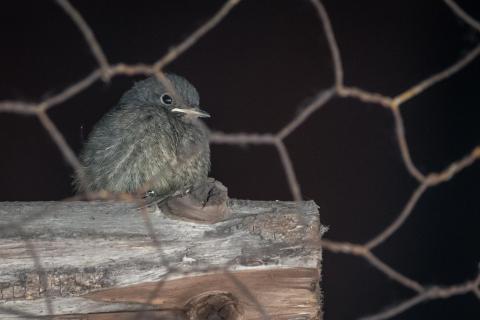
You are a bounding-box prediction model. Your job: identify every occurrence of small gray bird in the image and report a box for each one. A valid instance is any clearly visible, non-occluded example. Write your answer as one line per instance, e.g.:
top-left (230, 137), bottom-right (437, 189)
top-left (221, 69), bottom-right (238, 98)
top-left (74, 74), bottom-right (211, 202)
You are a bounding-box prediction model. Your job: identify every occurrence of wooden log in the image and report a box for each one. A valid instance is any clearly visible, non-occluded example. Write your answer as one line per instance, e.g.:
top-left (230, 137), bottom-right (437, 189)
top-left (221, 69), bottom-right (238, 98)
top-left (0, 200), bottom-right (325, 319)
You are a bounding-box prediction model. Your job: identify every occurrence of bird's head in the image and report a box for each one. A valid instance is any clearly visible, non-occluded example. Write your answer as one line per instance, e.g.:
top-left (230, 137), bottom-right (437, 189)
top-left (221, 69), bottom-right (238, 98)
top-left (118, 73), bottom-right (210, 120)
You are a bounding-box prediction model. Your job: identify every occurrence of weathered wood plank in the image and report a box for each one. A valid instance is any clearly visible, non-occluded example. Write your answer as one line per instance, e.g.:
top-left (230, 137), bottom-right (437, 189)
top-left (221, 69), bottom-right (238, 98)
top-left (0, 200), bottom-right (324, 319)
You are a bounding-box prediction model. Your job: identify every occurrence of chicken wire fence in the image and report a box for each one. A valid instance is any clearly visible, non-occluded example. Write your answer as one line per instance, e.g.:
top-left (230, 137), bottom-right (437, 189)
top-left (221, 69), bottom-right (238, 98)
top-left (0, 0), bottom-right (479, 319)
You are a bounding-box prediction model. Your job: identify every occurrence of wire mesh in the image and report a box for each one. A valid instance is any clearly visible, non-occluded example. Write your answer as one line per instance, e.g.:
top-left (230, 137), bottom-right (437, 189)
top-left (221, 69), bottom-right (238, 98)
top-left (0, 0), bottom-right (479, 319)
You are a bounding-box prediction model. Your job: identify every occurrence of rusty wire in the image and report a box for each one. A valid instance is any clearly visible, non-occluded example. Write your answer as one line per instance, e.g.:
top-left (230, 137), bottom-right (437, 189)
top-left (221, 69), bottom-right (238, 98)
top-left (0, 0), bottom-right (479, 319)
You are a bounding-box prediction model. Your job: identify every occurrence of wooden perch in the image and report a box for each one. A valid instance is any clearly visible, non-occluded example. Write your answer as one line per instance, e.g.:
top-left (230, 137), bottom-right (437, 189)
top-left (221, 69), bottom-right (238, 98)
top-left (0, 200), bottom-right (325, 319)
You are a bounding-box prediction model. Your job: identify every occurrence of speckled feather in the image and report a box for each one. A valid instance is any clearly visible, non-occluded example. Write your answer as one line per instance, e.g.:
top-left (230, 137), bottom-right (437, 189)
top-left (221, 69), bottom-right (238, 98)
top-left (74, 74), bottom-right (210, 198)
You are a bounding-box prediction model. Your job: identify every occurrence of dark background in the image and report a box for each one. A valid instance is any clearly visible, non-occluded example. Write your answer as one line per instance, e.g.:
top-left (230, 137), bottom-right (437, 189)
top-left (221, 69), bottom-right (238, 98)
top-left (0, 0), bottom-right (479, 319)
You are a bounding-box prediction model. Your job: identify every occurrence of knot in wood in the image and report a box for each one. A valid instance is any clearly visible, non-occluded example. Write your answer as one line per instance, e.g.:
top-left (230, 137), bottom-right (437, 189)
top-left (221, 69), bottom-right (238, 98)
top-left (185, 291), bottom-right (244, 320)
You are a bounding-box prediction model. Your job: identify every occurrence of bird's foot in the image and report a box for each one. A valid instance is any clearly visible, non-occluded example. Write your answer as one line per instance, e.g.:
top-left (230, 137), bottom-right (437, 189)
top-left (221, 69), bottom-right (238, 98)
top-left (143, 190), bottom-right (157, 199)
top-left (136, 190), bottom-right (169, 212)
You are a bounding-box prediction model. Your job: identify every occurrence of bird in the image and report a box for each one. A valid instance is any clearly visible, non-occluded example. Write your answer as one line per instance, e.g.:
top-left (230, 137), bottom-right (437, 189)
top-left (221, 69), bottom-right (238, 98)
top-left (74, 73), bottom-right (211, 203)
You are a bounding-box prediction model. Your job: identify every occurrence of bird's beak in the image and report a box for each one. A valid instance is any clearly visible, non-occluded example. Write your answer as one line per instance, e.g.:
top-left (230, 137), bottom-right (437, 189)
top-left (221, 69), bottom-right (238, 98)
top-left (171, 106), bottom-right (211, 118)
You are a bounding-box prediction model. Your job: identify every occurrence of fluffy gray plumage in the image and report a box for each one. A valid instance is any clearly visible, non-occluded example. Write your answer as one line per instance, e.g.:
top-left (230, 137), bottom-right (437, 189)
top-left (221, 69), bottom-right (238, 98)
top-left (75, 74), bottom-right (210, 199)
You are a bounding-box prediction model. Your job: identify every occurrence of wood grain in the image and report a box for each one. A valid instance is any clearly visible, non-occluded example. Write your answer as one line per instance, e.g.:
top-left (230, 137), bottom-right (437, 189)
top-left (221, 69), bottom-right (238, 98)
top-left (0, 200), bottom-right (325, 319)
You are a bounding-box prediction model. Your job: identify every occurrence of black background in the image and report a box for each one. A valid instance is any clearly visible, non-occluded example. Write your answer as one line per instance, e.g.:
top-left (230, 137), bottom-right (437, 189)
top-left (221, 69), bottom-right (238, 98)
top-left (1, 1), bottom-right (479, 319)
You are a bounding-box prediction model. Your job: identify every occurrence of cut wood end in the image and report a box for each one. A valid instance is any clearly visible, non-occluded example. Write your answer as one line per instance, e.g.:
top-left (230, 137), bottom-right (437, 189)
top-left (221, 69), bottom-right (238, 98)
top-left (161, 178), bottom-right (231, 223)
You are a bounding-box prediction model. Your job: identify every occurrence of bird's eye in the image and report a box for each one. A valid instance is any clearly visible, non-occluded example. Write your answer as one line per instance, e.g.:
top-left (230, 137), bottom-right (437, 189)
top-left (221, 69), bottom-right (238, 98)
top-left (160, 94), bottom-right (173, 105)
